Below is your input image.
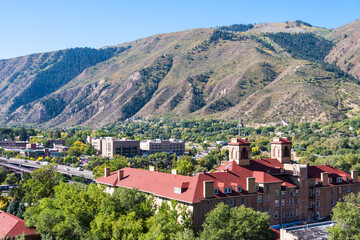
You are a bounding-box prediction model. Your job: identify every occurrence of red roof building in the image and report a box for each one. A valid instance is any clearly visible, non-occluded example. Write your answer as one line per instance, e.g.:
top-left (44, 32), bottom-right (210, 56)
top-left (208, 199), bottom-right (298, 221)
top-left (0, 211), bottom-right (40, 240)
top-left (95, 137), bottom-right (360, 229)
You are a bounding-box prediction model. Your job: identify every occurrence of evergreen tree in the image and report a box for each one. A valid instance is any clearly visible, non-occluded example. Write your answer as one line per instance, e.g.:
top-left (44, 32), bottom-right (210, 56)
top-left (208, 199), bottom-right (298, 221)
top-left (19, 127), bottom-right (27, 141)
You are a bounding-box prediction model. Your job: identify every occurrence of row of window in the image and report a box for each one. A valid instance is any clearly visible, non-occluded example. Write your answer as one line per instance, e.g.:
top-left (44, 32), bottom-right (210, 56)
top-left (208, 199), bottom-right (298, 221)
top-left (275, 198), bottom-right (299, 207)
top-left (309, 176), bottom-right (350, 186)
top-left (274, 208), bottom-right (299, 219)
top-left (214, 185), bottom-right (260, 195)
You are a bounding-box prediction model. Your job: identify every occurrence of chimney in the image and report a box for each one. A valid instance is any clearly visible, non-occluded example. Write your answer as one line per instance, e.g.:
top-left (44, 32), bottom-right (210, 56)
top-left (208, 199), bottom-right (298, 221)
top-left (247, 177), bottom-right (255, 194)
top-left (171, 169), bottom-right (178, 175)
top-left (321, 172), bottom-right (328, 186)
top-left (104, 167), bottom-right (110, 177)
top-left (118, 170), bottom-right (124, 181)
top-left (203, 181), bottom-right (214, 199)
top-left (149, 166), bottom-right (155, 171)
top-left (351, 170), bottom-right (358, 183)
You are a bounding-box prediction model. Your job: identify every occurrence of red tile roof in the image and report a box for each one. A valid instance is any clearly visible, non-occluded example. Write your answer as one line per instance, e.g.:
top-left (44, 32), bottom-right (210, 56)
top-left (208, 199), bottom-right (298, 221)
top-left (308, 165), bottom-right (352, 185)
top-left (271, 137), bottom-right (292, 144)
top-left (228, 138), bottom-right (251, 146)
top-left (0, 211), bottom-right (37, 238)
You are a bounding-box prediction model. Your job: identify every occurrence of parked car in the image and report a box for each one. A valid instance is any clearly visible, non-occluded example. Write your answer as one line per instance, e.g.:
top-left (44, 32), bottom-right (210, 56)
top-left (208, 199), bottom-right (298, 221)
top-left (42, 161), bottom-right (50, 165)
top-left (35, 162), bottom-right (41, 165)
top-left (65, 168), bottom-right (70, 171)
top-left (23, 160), bottom-right (28, 163)
top-left (76, 167), bottom-right (83, 171)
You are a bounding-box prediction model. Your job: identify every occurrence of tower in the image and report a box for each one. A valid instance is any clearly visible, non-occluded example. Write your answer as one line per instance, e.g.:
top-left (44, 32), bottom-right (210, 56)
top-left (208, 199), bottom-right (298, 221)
top-left (271, 137), bottom-right (292, 164)
top-left (228, 138), bottom-right (251, 165)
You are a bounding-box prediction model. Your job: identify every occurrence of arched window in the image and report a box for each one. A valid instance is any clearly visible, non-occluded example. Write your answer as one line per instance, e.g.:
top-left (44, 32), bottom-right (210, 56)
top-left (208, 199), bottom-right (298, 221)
top-left (241, 147), bottom-right (248, 159)
top-left (283, 146), bottom-right (290, 157)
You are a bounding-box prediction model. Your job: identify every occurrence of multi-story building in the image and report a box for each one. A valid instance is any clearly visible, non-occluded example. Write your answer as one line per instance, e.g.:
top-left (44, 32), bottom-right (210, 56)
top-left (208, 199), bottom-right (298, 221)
top-left (95, 137), bottom-right (360, 229)
top-left (140, 139), bottom-right (185, 155)
top-left (91, 137), bottom-right (140, 158)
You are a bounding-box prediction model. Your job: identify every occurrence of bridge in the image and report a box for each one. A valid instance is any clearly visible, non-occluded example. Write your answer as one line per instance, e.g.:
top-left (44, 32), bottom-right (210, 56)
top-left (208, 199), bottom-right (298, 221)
top-left (0, 158), bottom-right (94, 180)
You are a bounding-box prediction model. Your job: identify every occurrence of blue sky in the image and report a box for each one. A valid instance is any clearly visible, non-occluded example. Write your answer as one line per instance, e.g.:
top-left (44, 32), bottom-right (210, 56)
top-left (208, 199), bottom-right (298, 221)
top-left (0, 0), bottom-right (359, 59)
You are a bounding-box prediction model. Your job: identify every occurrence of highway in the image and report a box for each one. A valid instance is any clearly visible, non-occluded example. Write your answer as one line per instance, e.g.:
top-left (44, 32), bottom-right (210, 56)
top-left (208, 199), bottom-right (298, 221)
top-left (0, 157), bottom-right (94, 179)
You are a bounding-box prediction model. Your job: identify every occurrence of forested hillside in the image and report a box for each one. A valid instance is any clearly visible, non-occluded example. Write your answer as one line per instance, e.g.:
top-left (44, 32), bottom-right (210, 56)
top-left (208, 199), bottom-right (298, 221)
top-left (0, 20), bottom-right (359, 128)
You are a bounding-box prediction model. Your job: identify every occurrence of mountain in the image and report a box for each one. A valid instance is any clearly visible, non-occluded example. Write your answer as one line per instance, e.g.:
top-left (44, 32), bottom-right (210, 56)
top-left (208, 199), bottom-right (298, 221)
top-left (1, 20), bottom-right (360, 128)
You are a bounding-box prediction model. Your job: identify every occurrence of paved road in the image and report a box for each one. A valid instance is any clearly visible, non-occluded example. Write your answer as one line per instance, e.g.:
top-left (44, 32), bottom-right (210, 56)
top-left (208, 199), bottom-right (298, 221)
top-left (1, 157), bottom-right (94, 179)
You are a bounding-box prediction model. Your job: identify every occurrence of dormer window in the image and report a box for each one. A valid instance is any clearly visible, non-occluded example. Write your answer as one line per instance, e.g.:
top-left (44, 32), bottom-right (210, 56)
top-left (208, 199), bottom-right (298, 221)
top-left (329, 178), bottom-right (333, 184)
top-left (315, 179), bottom-right (319, 185)
top-left (255, 185), bottom-right (260, 191)
top-left (346, 176), bottom-right (349, 182)
top-left (237, 186), bottom-right (242, 192)
top-left (337, 177), bottom-right (342, 183)
top-left (214, 188), bottom-right (219, 195)
top-left (224, 187), bottom-right (232, 194)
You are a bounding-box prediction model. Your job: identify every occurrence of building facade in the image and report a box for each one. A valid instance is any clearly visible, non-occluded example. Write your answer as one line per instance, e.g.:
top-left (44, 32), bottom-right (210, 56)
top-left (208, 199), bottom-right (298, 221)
top-left (91, 137), bottom-right (140, 158)
top-left (140, 139), bottom-right (185, 155)
top-left (95, 137), bottom-right (360, 229)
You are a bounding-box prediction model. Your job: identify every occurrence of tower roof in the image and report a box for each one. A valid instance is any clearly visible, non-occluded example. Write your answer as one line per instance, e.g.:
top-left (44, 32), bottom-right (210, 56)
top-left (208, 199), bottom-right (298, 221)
top-left (228, 138), bottom-right (251, 146)
top-left (271, 137), bottom-right (292, 144)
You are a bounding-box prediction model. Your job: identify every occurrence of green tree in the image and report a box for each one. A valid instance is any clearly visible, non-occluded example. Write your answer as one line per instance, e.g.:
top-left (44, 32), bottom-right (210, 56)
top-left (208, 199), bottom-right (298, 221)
top-left (54, 129), bottom-right (61, 139)
top-left (174, 156), bottom-right (194, 176)
top-left (19, 127), bottom-right (28, 141)
top-left (24, 183), bottom-right (107, 240)
top-left (328, 192), bottom-right (360, 239)
top-left (200, 203), bottom-right (273, 240)
top-left (4, 173), bottom-right (20, 185)
top-left (0, 166), bottom-right (7, 184)
top-left (22, 164), bottom-right (62, 204)
top-left (143, 200), bottom-right (193, 240)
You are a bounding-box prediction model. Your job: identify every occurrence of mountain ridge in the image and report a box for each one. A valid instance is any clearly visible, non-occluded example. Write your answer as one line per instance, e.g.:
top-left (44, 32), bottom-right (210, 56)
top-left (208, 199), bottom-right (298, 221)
top-left (1, 20), bottom-right (360, 129)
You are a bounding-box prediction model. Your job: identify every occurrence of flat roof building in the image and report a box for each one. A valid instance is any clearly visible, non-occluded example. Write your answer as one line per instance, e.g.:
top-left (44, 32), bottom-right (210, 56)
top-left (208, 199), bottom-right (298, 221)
top-left (140, 139), bottom-right (185, 155)
top-left (91, 137), bottom-right (140, 158)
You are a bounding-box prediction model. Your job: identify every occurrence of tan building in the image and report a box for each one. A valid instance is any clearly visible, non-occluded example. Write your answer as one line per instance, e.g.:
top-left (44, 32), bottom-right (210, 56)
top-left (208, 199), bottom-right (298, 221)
top-left (140, 139), bottom-right (185, 155)
top-left (95, 137), bottom-right (360, 229)
top-left (91, 137), bottom-right (140, 158)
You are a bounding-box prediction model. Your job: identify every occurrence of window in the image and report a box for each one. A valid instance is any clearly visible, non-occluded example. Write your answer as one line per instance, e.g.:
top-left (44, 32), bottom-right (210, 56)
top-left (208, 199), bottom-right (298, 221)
top-left (315, 179), bottom-right (319, 185)
top-left (255, 185), bottom-right (260, 191)
top-left (331, 198), bottom-right (335, 206)
top-left (329, 178), bottom-right (333, 184)
top-left (296, 198), bottom-right (299, 205)
top-left (337, 177), bottom-right (343, 183)
top-left (309, 201), bottom-right (313, 208)
top-left (309, 181), bottom-right (313, 187)
top-left (237, 186), bottom-right (242, 192)
top-left (267, 206), bottom-right (270, 214)
top-left (339, 198), bottom-right (342, 202)
top-left (346, 176), bottom-right (349, 182)
top-left (241, 197), bottom-right (245, 205)
top-left (224, 187), bottom-right (232, 194)
top-left (258, 195), bottom-right (262, 203)
top-left (258, 207), bottom-right (262, 212)
top-left (282, 199), bottom-right (285, 206)
top-left (339, 187), bottom-right (342, 194)
top-left (347, 186), bottom-right (351, 193)
top-left (275, 189), bottom-right (280, 196)
top-left (266, 195), bottom-right (270, 203)
top-left (230, 198), bottom-right (234, 206)
top-left (316, 211), bottom-right (320, 219)
top-left (275, 199), bottom-right (279, 207)
top-left (316, 200), bottom-right (320, 208)
top-left (316, 189), bottom-right (320, 196)
top-left (275, 211), bottom-right (279, 219)
top-left (296, 208), bottom-right (299, 216)
top-left (281, 210), bottom-right (285, 218)
top-left (295, 189), bottom-right (299, 195)
top-left (266, 184), bottom-right (270, 191)
top-left (331, 188), bottom-right (334, 195)
top-left (207, 201), bottom-right (210, 206)
top-left (309, 190), bottom-right (313, 197)
top-left (214, 188), bottom-right (219, 195)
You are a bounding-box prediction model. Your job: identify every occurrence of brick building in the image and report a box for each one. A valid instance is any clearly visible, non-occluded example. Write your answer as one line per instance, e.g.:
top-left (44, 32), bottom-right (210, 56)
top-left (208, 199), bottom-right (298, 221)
top-left (95, 137), bottom-right (360, 229)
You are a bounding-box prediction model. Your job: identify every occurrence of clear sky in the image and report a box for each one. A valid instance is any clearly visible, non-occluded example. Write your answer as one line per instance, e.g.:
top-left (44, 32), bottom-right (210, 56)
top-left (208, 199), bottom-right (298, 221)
top-left (0, 0), bottom-right (359, 59)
